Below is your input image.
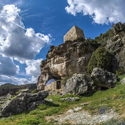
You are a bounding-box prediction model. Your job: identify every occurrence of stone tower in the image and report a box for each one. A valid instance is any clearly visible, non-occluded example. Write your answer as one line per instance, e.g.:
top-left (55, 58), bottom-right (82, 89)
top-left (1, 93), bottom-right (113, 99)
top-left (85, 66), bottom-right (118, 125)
top-left (64, 25), bottom-right (85, 43)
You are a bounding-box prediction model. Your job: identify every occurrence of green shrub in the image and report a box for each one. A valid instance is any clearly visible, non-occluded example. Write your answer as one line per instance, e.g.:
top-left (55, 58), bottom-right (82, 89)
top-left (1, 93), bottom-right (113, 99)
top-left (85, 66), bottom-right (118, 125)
top-left (31, 89), bottom-right (39, 94)
top-left (50, 45), bottom-right (55, 50)
top-left (44, 107), bottom-right (60, 116)
top-left (38, 104), bottom-right (49, 110)
top-left (61, 76), bottom-right (71, 85)
top-left (104, 118), bottom-right (123, 125)
top-left (76, 36), bottom-right (85, 41)
top-left (17, 117), bottom-right (40, 125)
top-left (116, 68), bottom-right (124, 75)
top-left (29, 109), bottom-right (41, 115)
top-left (16, 89), bottom-right (23, 95)
top-left (87, 47), bottom-right (112, 73)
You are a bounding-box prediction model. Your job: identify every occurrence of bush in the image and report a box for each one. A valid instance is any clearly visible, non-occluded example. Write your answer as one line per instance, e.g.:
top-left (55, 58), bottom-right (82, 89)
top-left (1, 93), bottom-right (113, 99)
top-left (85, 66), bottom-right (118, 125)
top-left (17, 117), bottom-right (40, 125)
top-left (50, 45), bottom-right (55, 50)
top-left (116, 68), bottom-right (124, 75)
top-left (61, 76), bottom-right (71, 85)
top-left (38, 104), bottom-right (49, 110)
top-left (76, 36), bottom-right (85, 41)
top-left (87, 47), bottom-right (112, 74)
top-left (31, 89), bottom-right (39, 94)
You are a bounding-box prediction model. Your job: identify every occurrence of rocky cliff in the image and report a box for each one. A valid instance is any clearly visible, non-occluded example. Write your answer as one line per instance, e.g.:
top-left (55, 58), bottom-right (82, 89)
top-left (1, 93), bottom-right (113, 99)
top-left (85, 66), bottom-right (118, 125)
top-left (37, 22), bottom-right (125, 90)
top-left (37, 39), bottom-right (96, 90)
top-left (0, 83), bottom-right (37, 96)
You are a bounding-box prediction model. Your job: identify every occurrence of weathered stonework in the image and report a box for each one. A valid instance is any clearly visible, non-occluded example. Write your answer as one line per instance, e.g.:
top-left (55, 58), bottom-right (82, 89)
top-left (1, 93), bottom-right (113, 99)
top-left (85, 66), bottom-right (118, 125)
top-left (44, 81), bottom-right (61, 91)
top-left (37, 40), bottom-right (95, 90)
top-left (64, 25), bottom-right (85, 43)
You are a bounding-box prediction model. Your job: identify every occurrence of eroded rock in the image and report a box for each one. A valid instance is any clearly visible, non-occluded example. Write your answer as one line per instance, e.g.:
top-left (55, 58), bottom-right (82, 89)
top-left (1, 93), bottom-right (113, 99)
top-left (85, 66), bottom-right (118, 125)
top-left (37, 40), bottom-right (95, 90)
top-left (62, 74), bottom-right (92, 95)
top-left (60, 97), bottom-right (80, 102)
top-left (91, 68), bottom-right (118, 88)
top-left (0, 91), bottom-right (48, 117)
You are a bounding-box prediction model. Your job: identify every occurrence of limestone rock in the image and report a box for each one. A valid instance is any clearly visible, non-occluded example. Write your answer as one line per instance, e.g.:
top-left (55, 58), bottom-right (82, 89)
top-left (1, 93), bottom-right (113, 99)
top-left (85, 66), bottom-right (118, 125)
top-left (91, 68), bottom-right (118, 88)
top-left (121, 77), bottom-right (125, 84)
top-left (0, 91), bottom-right (48, 117)
top-left (105, 22), bottom-right (125, 73)
top-left (20, 89), bottom-right (30, 93)
top-left (60, 97), bottom-right (80, 102)
top-left (48, 90), bottom-right (61, 96)
top-left (27, 100), bottom-right (45, 111)
top-left (62, 74), bottom-right (92, 95)
top-left (37, 39), bottom-right (95, 90)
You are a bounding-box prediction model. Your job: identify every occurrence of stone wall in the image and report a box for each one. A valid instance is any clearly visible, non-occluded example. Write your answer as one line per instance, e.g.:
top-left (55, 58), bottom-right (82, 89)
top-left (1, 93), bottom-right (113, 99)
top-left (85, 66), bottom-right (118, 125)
top-left (64, 25), bottom-right (85, 43)
top-left (44, 81), bottom-right (61, 91)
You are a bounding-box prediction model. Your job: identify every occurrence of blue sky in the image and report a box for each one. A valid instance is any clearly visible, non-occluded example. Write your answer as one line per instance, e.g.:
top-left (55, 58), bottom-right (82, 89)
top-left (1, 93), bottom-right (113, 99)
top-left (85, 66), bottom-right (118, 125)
top-left (0, 0), bottom-right (125, 85)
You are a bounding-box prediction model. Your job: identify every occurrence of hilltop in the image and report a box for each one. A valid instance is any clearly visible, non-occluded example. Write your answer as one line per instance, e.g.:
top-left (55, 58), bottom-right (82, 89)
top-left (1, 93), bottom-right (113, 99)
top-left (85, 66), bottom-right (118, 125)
top-left (0, 22), bottom-right (125, 125)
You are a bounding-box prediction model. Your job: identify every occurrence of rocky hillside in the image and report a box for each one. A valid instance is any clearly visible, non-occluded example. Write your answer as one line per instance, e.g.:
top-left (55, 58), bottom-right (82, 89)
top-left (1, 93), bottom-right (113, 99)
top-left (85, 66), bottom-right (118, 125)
top-left (37, 38), bottom-right (97, 90)
top-left (37, 22), bottom-right (125, 90)
top-left (0, 83), bottom-right (37, 96)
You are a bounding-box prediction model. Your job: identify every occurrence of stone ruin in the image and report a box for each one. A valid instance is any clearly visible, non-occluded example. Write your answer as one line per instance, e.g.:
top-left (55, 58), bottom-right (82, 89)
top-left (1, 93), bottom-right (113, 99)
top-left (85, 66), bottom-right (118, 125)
top-left (64, 25), bottom-right (85, 43)
top-left (37, 25), bottom-right (95, 91)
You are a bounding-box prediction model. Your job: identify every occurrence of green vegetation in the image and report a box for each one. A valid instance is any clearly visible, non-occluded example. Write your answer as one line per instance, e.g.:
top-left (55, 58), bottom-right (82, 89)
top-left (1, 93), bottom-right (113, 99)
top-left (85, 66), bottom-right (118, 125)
top-left (116, 68), bottom-right (124, 75)
top-left (1, 74), bottom-right (125, 124)
top-left (76, 36), bottom-right (85, 41)
top-left (50, 45), bottom-right (55, 50)
top-left (95, 29), bottom-right (114, 47)
top-left (31, 89), bottom-right (39, 94)
top-left (61, 76), bottom-right (71, 85)
top-left (87, 46), bottom-right (112, 73)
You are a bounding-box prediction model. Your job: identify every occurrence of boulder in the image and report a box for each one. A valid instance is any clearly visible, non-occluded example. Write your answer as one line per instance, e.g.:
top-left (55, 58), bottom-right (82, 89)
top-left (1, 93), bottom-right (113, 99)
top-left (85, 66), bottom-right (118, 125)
top-left (121, 77), bottom-right (125, 84)
top-left (60, 97), bottom-right (80, 102)
top-left (20, 89), bottom-right (30, 93)
top-left (48, 90), bottom-right (61, 96)
top-left (0, 91), bottom-right (48, 117)
top-left (62, 74), bottom-right (92, 95)
top-left (91, 68), bottom-right (118, 88)
top-left (27, 100), bottom-right (45, 111)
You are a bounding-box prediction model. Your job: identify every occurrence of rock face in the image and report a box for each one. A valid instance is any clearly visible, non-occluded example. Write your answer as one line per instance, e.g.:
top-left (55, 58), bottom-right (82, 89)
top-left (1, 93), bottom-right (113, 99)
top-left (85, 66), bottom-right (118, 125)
top-left (0, 91), bottom-right (48, 117)
top-left (91, 68), bottom-right (118, 88)
top-left (0, 83), bottom-right (37, 96)
top-left (37, 40), bottom-right (95, 90)
top-left (105, 22), bottom-right (125, 72)
top-left (121, 77), bottom-right (125, 84)
top-left (62, 74), bottom-right (92, 95)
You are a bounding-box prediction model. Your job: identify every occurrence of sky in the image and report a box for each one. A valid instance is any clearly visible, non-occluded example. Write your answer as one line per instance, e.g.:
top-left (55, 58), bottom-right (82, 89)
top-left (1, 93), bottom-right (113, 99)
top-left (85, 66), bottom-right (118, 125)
top-left (0, 0), bottom-right (125, 85)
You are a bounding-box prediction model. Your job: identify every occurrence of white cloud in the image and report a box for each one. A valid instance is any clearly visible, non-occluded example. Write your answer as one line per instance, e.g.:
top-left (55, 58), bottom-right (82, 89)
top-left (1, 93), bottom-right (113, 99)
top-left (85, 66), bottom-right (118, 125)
top-left (0, 4), bottom-right (51, 62)
top-left (65, 0), bottom-right (125, 24)
top-left (25, 59), bottom-right (42, 83)
top-left (0, 54), bottom-right (19, 76)
top-left (0, 75), bottom-right (29, 85)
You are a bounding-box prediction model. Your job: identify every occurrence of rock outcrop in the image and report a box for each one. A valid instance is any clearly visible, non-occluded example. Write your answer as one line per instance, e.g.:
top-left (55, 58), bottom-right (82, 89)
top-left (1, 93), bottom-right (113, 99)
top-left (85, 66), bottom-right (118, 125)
top-left (0, 83), bottom-right (37, 96)
top-left (91, 68), bottom-right (118, 89)
top-left (37, 40), bottom-right (95, 90)
top-left (0, 91), bottom-right (48, 117)
top-left (121, 77), bottom-right (125, 84)
top-left (62, 74), bottom-right (92, 95)
top-left (105, 22), bottom-right (125, 72)
top-left (37, 22), bottom-right (125, 91)
top-left (60, 97), bottom-right (80, 102)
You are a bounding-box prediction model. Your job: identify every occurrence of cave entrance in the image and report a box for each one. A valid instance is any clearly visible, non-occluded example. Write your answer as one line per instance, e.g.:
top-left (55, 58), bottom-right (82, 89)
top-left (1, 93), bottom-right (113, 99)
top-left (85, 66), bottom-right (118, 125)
top-left (45, 79), bottom-right (61, 90)
top-left (57, 80), bottom-right (61, 89)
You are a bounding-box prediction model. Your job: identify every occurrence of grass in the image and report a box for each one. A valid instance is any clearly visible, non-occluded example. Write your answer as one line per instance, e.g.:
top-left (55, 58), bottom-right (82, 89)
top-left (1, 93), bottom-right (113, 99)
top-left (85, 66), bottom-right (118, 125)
top-left (0, 74), bottom-right (125, 124)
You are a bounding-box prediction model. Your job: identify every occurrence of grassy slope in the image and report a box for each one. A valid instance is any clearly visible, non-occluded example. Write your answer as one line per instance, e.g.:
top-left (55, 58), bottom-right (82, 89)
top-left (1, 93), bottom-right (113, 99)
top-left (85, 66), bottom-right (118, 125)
top-left (0, 74), bottom-right (125, 125)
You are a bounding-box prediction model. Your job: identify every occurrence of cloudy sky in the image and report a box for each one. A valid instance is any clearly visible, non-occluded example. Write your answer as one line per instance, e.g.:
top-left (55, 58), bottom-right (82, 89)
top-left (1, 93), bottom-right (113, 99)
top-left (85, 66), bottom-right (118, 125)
top-left (0, 0), bottom-right (125, 85)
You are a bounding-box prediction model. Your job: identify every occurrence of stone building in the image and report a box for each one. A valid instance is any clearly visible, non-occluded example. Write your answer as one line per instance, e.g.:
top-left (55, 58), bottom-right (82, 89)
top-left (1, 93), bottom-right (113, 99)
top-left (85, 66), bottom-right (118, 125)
top-left (64, 25), bottom-right (85, 43)
top-left (44, 80), bottom-right (61, 91)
